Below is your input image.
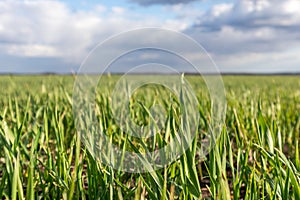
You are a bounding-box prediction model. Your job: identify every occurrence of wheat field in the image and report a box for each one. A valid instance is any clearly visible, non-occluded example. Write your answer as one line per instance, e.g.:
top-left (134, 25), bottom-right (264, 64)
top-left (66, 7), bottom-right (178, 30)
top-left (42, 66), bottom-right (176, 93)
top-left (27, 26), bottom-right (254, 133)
top-left (0, 75), bottom-right (299, 199)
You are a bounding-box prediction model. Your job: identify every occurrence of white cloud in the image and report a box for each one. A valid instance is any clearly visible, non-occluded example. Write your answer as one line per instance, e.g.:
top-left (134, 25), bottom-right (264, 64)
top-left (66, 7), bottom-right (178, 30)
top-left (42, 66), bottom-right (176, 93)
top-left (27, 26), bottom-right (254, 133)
top-left (190, 0), bottom-right (300, 53)
top-left (210, 3), bottom-right (233, 17)
top-left (112, 7), bottom-right (125, 14)
top-left (283, 0), bottom-right (300, 14)
top-left (94, 5), bottom-right (107, 13)
top-left (165, 3), bottom-right (204, 26)
top-left (0, 0), bottom-right (187, 65)
top-left (183, 0), bottom-right (300, 72)
top-left (5, 44), bottom-right (58, 57)
top-left (199, 0), bottom-right (300, 30)
top-left (0, 0), bottom-right (300, 73)
top-left (214, 47), bottom-right (300, 73)
top-left (130, 0), bottom-right (199, 6)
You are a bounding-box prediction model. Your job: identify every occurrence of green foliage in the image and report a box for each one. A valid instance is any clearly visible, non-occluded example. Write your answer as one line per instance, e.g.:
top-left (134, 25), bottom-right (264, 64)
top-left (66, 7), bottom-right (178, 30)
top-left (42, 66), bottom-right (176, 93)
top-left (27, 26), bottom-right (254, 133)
top-left (0, 75), bottom-right (299, 199)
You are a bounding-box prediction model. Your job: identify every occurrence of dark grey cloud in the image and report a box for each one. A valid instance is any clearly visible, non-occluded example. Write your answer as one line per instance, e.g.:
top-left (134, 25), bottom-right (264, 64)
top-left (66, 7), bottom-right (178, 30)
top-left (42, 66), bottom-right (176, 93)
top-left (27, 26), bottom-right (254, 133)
top-left (107, 49), bottom-right (200, 73)
top-left (130, 0), bottom-right (199, 6)
top-left (0, 53), bottom-right (75, 74)
top-left (179, 0), bottom-right (300, 72)
top-left (196, 0), bottom-right (300, 32)
top-left (187, 0), bottom-right (300, 55)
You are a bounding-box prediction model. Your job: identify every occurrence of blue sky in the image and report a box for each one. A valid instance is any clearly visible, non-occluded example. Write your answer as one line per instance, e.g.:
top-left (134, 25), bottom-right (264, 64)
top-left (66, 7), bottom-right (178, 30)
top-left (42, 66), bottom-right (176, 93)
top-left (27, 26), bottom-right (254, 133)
top-left (0, 0), bottom-right (300, 73)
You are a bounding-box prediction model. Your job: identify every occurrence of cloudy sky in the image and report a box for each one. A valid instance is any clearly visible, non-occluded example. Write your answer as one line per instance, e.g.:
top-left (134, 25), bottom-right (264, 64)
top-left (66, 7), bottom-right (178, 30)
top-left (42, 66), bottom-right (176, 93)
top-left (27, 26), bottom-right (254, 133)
top-left (0, 0), bottom-right (300, 73)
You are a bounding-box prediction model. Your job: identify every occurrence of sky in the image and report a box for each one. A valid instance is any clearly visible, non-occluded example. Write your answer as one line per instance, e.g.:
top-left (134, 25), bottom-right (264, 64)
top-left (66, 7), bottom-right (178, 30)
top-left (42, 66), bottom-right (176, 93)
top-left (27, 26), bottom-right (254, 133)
top-left (0, 0), bottom-right (300, 74)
